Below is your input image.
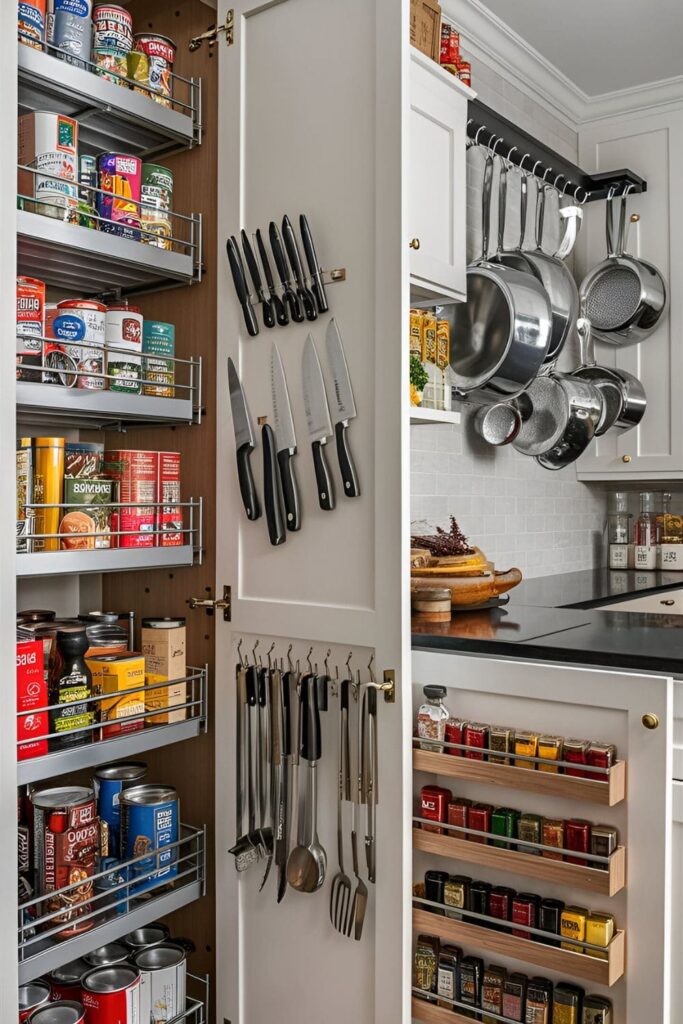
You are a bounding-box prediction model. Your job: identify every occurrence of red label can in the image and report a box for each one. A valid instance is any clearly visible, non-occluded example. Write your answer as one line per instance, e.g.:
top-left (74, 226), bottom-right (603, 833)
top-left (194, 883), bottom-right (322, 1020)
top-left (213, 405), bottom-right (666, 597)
top-left (157, 451), bottom-right (182, 547)
top-left (444, 718), bottom-right (464, 756)
top-left (18, 980), bottom-right (51, 1020)
top-left (458, 61), bottom-right (472, 87)
top-left (29, 1002), bottom-right (86, 1023)
top-left (420, 785), bottom-right (452, 834)
top-left (17, 276), bottom-right (45, 382)
top-left (463, 722), bottom-right (489, 761)
top-left (47, 958), bottom-right (91, 1000)
top-left (81, 964), bottom-right (141, 1022)
top-left (104, 449), bottom-right (158, 548)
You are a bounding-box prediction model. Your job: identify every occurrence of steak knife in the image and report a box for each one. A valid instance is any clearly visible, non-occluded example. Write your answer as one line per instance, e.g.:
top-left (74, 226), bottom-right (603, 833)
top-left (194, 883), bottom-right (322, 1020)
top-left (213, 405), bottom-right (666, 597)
top-left (270, 343), bottom-right (301, 531)
top-left (282, 214), bottom-right (317, 321)
top-left (302, 334), bottom-right (335, 511)
top-left (299, 214), bottom-right (329, 314)
top-left (269, 221), bottom-right (304, 323)
top-left (262, 423), bottom-right (286, 546)
top-left (226, 236), bottom-right (259, 337)
top-left (256, 229), bottom-right (289, 326)
top-left (241, 229), bottom-right (275, 329)
top-left (325, 318), bottom-right (360, 497)
top-left (227, 357), bottom-right (260, 521)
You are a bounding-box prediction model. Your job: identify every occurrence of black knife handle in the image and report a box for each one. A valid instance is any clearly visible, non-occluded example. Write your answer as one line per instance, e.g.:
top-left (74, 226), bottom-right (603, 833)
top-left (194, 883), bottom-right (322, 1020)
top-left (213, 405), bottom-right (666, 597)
top-left (262, 297), bottom-right (276, 329)
top-left (341, 679), bottom-right (349, 711)
top-left (240, 229), bottom-right (273, 332)
top-left (299, 214), bottom-right (329, 314)
top-left (298, 674), bottom-right (311, 758)
top-left (367, 684), bottom-right (377, 716)
top-left (297, 286), bottom-right (318, 322)
top-left (301, 674), bottom-right (321, 762)
top-left (226, 238), bottom-right (259, 337)
top-left (312, 439), bottom-right (335, 511)
top-left (284, 287), bottom-right (304, 323)
top-left (281, 672), bottom-right (291, 757)
top-left (262, 423), bottom-right (286, 546)
top-left (271, 291), bottom-right (289, 327)
top-left (258, 666), bottom-right (268, 706)
top-left (277, 448), bottom-right (301, 532)
top-left (315, 674), bottom-right (328, 712)
top-left (237, 442), bottom-right (260, 521)
top-left (335, 420), bottom-right (360, 498)
top-left (245, 665), bottom-right (258, 707)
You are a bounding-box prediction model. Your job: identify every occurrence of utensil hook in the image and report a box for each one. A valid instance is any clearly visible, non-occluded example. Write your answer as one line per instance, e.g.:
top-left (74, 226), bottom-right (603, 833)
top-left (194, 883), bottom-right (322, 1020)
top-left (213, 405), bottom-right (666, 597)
top-left (368, 655), bottom-right (375, 684)
top-left (506, 145), bottom-right (517, 168)
top-left (473, 124), bottom-right (488, 147)
top-left (237, 638), bottom-right (247, 667)
top-left (252, 639), bottom-right (260, 667)
top-left (306, 646), bottom-right (314, 674)
top-left (286, 643), bottom-right (293, 672)
top-left (266, 642), bottom-right (275, 671)
top-left (519, 153), bottom-right (532, 173)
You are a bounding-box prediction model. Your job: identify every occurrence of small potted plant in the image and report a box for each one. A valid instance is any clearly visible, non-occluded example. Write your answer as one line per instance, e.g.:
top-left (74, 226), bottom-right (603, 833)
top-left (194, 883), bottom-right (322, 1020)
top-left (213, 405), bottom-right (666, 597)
top-left (410, 354), bottom-right (429, 407)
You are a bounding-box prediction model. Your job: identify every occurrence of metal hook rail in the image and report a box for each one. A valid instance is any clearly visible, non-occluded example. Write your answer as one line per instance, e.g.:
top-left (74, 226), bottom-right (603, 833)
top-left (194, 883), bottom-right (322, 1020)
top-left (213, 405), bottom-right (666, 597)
top-left (467, 98), bottom-right (647, 202)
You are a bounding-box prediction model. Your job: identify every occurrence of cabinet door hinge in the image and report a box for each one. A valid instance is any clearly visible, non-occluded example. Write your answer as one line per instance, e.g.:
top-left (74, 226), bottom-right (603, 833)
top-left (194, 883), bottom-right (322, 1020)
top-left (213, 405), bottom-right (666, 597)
top-left (188, 585), bottom-right (231, 621)
top-left (189, 9), bottom-right (234, 51)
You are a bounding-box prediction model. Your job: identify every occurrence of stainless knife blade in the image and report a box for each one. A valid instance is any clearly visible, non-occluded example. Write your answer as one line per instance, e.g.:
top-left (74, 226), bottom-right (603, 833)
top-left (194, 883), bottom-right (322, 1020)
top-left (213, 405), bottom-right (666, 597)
top-left (325, 319), bottom-right (360, 498)
top-left (227, 357), bottom-right (261, 521)
top-left (302, 335), bottom-right (336, 511)
top-left (271, 344), bottom-right (301, 531)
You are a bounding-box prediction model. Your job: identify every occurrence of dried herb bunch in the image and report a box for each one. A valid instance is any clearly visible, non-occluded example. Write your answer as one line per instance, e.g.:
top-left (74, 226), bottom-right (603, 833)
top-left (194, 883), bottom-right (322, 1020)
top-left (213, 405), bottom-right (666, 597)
top-left (411, 516), bottom-right (474, 557)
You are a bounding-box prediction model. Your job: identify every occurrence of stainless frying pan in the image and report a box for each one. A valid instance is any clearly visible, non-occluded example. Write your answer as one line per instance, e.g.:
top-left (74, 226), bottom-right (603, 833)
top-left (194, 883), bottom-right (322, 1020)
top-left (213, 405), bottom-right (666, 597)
top-left (511, 371), bottom-right (603, 469)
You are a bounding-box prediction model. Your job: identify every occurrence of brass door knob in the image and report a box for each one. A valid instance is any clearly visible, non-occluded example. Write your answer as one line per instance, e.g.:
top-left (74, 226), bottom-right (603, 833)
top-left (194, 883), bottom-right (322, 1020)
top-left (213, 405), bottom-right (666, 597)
top-left (409, 237), bottom-right (421, 250)
top-left (642, 713), bottom-right (660, 730)
top-left (622, 455), bottom-right (632, 463)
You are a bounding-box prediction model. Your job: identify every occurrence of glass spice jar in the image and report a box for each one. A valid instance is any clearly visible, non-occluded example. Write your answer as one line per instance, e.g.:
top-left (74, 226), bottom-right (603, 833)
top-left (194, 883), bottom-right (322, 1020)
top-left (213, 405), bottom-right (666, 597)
top-left (416, 685), bottom-right (450, 752)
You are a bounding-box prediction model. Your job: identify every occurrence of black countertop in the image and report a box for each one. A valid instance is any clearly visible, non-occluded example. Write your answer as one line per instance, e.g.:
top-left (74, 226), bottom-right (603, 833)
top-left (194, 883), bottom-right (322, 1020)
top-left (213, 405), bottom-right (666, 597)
top-left (412, 568), bottom-right (683, 674)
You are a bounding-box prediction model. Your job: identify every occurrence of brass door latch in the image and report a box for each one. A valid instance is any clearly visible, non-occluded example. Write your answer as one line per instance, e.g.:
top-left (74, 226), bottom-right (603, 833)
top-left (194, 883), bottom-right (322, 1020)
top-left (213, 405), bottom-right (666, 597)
top-left (188, 585), bottom-right (231, 621)
top-left (189, 9), bottom-right (234, 51)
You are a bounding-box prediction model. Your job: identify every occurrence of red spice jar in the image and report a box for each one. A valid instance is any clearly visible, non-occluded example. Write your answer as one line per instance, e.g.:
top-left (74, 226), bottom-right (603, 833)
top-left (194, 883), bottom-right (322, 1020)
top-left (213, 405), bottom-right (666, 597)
top-left (420, 785), bottom-right (452, 834)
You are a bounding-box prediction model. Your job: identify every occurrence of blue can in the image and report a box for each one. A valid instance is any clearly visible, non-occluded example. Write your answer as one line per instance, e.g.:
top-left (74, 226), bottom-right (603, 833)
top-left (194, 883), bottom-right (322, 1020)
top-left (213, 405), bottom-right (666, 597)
top-left (120, 784), bottom-right (179, 894)
top-left (94, 762), bottom-right (147, 859)
top-left (53, 0), bottom-right (92, 68)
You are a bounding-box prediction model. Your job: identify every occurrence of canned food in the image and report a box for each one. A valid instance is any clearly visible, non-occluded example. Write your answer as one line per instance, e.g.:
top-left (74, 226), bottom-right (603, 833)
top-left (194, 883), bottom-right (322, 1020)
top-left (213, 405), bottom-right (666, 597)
top-left (93, 46), bottom-right (128, 84)
top-left (157, 451), bottom-right (182, 547)
top-left (81, 965), bottom-right (140, 1022)
top-left (19, 0), bottom-right (46, 49)
top-left (105, 305), bottom-right (143, 393)
top-left (32, 436), bottom-right (65, 552)
top-left (127, 49), bottom-right (149, 94)
top-left (120, 785), bottom-right (179, 893)
top-left (84, 942), bottom-right (130, 967)
top-left (97, 153), bottom-right (142, 240)
top-left (17, 609), bottom-right (56, 624)
top-left (135, 942), bottom-right (187, 1022)
top-left (133, 33), bottom-right (176, 106)
top-left (54, 300), bottom-right (106, 391)
top-left (141, 164), bottom-right (173, 250)
top-left (93, 762), bottom-right (147, 859)
top-left (46, 958), bottom-right (90, 1000)
top-left (53, 0), bottom-right (93, 67)
top-left (122, 922), bottom-right (170, 952)
top-left (18, 979), bottom-right (50, 1021)
top-left (103, 449), bottom-right (157, 548)
top-left (18, 112), bottom-right (78, 220)
top-left (92, 4), bottom-right (132, 50)
top-left (142, 321), bottom-right (175, 397)
top-left (79, 155), bottom-right (97, 203)
top-left (17, 276), bottom-right (46, 383)
top-left (28, 1002), bottom-right (86, 1023)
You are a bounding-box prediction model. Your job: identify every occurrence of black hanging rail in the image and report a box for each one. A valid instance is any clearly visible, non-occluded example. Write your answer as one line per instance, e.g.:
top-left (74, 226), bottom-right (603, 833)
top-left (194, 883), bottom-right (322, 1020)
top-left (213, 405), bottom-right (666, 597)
top-left (467, 99), bottom-right (647, 203)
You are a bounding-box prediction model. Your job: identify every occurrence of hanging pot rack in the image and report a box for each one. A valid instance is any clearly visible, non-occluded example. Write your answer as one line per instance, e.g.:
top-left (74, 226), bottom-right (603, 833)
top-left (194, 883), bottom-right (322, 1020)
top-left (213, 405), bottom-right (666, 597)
top-left (467, 98), bottom-right (647, 203)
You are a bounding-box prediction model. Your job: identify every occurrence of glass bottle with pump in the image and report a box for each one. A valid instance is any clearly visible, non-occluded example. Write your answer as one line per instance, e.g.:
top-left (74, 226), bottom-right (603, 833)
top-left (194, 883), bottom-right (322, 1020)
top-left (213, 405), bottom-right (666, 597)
top-left (634, 491), bottom-right (659, 570)
top-left (608, 492), bottom-right (632, 570)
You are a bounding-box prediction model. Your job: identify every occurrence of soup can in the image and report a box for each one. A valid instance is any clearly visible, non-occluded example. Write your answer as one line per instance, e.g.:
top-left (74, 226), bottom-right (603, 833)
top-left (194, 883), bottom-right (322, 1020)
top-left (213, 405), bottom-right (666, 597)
top-left (19, 0), bottom-right (46, 49)
top-left (53, 0), bottom-right (92, 67)
top-left (105, 305), bottom-right (143, 393)
top-left (120, 785), bottom-right (179, 893)
top-left (141, 164), bottom-right (173, 250)
top-left (84, 942), bottom-right (130, 968)
top-left (18, 111), bottom-right (78, 220)
top-left (18, 980), bottom-right (51, 1021)
top-left (135, 943), bottom-right (186, 1022)
top-left (46, 959), bottom-right (90, 1000)
top-left (133, 33), bottom-right (176, 106)
top-left (142, 321), bottom-right (175, 397)
top-left (122, 922), bottom-right (170, 953)
top-left (81, 965), bottom-right (140, 1022)
top-left (97, 153), bottom-right (142, 240)
top-left (28, 1002), bottom-right (86, 1023)
top-left (17, 276), bottom-right (46, 383)
top-left (54, 300), bottom-right (106, 391)
top-left (94, 762), bottom-right (147, 859)
top-left (32, 437), bottom-right (65, 553)
top-left (93, 46), bottom-right (128, 84)
top-left (92, 4), bottom-right (132, 50)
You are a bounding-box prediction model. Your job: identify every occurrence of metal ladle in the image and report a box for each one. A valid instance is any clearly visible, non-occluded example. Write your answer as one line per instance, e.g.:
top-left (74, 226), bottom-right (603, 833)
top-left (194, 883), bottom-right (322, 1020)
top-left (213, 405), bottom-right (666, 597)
top-left (286, 676), bottom-right (326, 892)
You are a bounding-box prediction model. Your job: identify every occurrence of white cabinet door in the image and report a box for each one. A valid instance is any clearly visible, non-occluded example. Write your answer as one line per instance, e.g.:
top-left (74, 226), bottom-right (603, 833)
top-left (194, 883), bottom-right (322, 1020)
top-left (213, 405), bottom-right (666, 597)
top-left (576, 107), bottom-right (683, 481)
top-left (597, 589), bottom-right (683, 615)
top-left (408, 49), bottom-right (472, 304)
top-left (671, 782), bottom-right (683, 1021)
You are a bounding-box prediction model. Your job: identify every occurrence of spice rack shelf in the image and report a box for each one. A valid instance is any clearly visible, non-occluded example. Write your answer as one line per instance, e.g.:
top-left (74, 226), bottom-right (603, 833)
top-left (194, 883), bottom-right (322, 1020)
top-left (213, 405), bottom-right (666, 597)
top-left (412, 907), bottom-right (625, 987)
top-left (18, 42), bottom-right (201, 157)
top-left (413, 826), bottom-right (626, 897)
top-left (410, 408), bottom-right (461, 426)
top-left (413, 747), bottom-right (626, 806)
top-left (412, 995), bottom-right (505, 1024)
top-left (17, 542), bottom-right (198, 577)
top-left (17, 665), bottom-right (208, 786)
top-left (18, 823), bottom-right (206, 985)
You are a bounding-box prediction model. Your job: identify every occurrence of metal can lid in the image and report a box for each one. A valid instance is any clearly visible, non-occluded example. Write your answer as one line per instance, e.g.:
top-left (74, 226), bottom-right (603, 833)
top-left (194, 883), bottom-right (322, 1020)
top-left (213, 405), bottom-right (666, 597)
top-left (29, 1003), bottom-right (86, 1023)
top-left (84, 942), bottom-right (129, 967)
top-left (134, 941), bottom-right (186, 970)
top-left (47, 959), bottom-right (90, 984)
top-left (78, 611), bottom-right (121, 625)
top-left (106, 304), bottom-right (142, 314)
top-left (32, 786), bottom-right (94, 811)
top-left (17, 609), bottom-right (56, 623)
top-left (82, 965), bottom-right (139, 993)
top-left (18, 980), bottom-right (50, 1009)
top-left (141, 616), bottom-right (186, 628)
top-left (94, 762), bottom-right (147, 783)
top-left (122, 922), bottom-right (170, 949)
top-left (119, 784), bottom-right (178, 806)
top-left (57, 299), bottom-right (107, 312)
top-left (134, 31), bottom-right (177, 48)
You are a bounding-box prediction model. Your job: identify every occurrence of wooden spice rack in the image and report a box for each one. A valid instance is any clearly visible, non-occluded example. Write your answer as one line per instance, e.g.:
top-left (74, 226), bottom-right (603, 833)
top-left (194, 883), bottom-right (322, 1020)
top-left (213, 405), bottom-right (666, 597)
top-left (413, 748), bottom-right (626, 806)
top-left (413, 828), bottom-right (626, 897)
top-left (412, 908), bottom-right (626, 987)
top-left (412, 997), bottom-right (495, 1024)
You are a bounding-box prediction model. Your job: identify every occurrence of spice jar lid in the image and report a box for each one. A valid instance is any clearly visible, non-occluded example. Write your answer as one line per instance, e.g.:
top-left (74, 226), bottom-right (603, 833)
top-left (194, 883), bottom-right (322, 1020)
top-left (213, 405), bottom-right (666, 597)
top-left (422, 685), bottom-right (447, 700)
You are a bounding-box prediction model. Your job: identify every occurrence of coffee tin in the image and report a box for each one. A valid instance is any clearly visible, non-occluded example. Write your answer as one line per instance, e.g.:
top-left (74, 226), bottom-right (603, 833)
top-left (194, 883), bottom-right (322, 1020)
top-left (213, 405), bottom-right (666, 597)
top-left (120, 784), bottom-right (179, 892)
top-left (54, 300), bottom-right (106, 391)
top-left (92, 4), bottom-right (132, 50)
top-left (84, 942), bottom-right (130, 967)
top-left (97, 153), bottom-right (142, 240)
top-left (133, 33), bottom-right (176, 106)
top-left (28, 1002), bottom-right (86, 1023)
top-left (123, 922), bottom-right (170, 952)
top-left (94, 762), bottom-right (147, 859)
top-left (141, 164), bottom-right (173, 250)
top-left (19, 0), bottom-right (46, 49)
top-left (46, 958), bottom-right (90, 1000)
top-left (18, 980), bottom-right (50, 1021)
top-left (105, 305), bottom-right (143, 393)
top-left (53, 0), bottom-right (92, 67)
top-left (142, 321), bottom-right (175, 397)
top-left (17, 276), bottom-right (46, 383)
top-left (18, 111), bottom-right (78, 220)
top-left (135, 942), bottom-right (187, 1022)
top-left (81, 965), bottom-right (140, 1022)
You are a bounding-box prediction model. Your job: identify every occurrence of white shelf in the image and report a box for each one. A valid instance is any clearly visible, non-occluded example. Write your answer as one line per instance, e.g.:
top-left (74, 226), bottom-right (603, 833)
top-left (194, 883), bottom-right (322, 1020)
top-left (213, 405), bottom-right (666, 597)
top-left (410, 407), bottom-right (461, 425)
top-left (17, 544), bottom-right (197, 578)
top-left (17, 381), bottom-right (198, 429)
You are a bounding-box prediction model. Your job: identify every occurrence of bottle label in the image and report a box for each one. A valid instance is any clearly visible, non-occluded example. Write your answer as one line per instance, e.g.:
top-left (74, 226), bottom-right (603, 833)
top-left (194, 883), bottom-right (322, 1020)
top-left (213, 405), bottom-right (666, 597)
top-left (635, 545), bottom-right (657, 569)
top-left (659, 545), bottom-right (683, 571)
top-left (609, 544), bottom-right (629, 569)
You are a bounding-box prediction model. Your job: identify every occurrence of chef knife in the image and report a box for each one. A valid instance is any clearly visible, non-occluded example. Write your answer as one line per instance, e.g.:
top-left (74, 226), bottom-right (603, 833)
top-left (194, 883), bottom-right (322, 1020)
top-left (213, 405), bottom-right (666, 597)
top-left (255, 229), bottom-right (289, 326)
top-left (325, 318), bottom-right (361, 498)
top-left (299, 214), bottom-right (329, 314)
top-left (269, 221), bottom-right (304, 323)
top-left (226, 236), bottom-right (259, 337)
top-left (241, 229), bottom-right (275, 329)
top-left (282, 214), bottom-right (317, 321)
top-left (302, 334), bottom-right (336, 511)
top-left (275, 668), bottom-right (290, 902)
top-left (227, 357), bottom-right (261, 521)
top-left (262, 423), bottom-right (287, 546)
top-left (270, 343), bottom-right (301, 532)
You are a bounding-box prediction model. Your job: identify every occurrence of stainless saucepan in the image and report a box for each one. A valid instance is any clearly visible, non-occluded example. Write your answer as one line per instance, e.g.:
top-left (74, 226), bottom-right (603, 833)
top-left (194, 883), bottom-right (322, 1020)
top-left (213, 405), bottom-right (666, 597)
top-left (571, 317), bottom-right (647, 432)
top-left (510, 371), bottom-right (603, 469)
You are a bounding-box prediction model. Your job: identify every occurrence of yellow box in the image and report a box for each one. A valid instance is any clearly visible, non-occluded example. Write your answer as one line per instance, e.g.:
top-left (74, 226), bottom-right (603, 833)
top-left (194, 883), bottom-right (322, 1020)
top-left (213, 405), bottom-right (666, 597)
top-left (560, 905), bottom-right (588, 953)
top-left (585, 912), bottom-right (614, 961)
top-left (423, 312), bottom-right (438, 364)
top-left (145, 672), bottom-right (187, 725)
top-left (436, 320), bottom-right (450, 370)
top-left (514, 731), bottom-right (539, 769)
top-left (87, 652), bottom-right (145, 737)
top-left (410, 308), bottom-right (425, 359)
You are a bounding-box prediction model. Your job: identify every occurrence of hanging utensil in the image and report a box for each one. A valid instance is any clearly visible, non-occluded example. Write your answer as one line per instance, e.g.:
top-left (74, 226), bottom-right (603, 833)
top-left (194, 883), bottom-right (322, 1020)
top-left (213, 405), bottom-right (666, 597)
top-left (299, 214), bottom-right (329, 314)
top-left (270, 343), bottom-right (302, 532)
top-left (229, 663), bottom-right (260, 871)
top-left (286, 676), bottom-right (327, 892)
top-left (365, 685), bottom-right (377, 884)
top-left (302, 334), bottom-right (336, 511)
top-left (350, 685), bottom-right (369, 940)
top-left (282, 215), bottom-right (317, 321)
top-left (280, 667), bottom-right (299, 902)
top-left (325, 318), bottom-right (360, 498)
top-left (512, 371), bottom-right (603, 467)
top-left (450, 154), bottom-right (552, 401)
top-left (579, 187), bottom-right (667, 347)
top-left (257, 665), bottom-right (274, 888)
top-left (330, 680), bottom-right (353, 934)
top-left (572, 317), bottom-right (647, 432)
top-left (473, 402), bottom-right (522, 446)
top-left (262, 423), bottom-right (287, 546)
top-left (227, 358), bottom-right (260, 522)
top-left (269, 221), bottom-right (304, 323)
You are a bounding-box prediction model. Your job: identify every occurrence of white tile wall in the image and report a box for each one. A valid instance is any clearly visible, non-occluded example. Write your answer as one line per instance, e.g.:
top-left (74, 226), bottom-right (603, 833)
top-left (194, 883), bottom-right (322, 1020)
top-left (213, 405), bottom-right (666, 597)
top-left (410, 55), bottom-right (608, 579)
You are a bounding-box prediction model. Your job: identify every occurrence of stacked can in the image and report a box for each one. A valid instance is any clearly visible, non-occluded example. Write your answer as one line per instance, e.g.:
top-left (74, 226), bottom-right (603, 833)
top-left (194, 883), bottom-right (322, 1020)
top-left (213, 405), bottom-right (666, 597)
top-left (133, 33), bottom-right (176, 106)
top-left (141, 163), bottom-right (174, 250)
top-left (92, 3), bottom-right (133, 84)
top-left (105, 304), bottom-right (143, 393)
top-left (97, 153), bottom-right (142, 240)
top-left (120, 784), bottom-right (179, 893)
top-left (18, 980), bottom-right (50, 1020)
top-left (54, 299), bottom-right (106, 390)
top-left (18, 111), bottom-right (78, 221)
top-left (16, 276), bottom-right (45, 383)
top-left (81, 965), bottom-right (141, 1020)
top-left (94, 762), bottom-right (147, 859)
top-left (52, 0), bottom-right (93, 68)
top-left (29, 1003), bottom-right (86, 1023)
top-left (142, 321), bottom-right (175, 397)
top-left (18, 0), bottom-right (46, 50)
top-left (135, 943), bottom-right (187, 1021)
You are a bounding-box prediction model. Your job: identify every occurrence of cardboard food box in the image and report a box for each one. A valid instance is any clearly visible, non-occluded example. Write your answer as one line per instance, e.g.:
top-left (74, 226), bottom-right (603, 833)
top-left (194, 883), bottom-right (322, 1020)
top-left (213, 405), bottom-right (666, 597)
top-left (410, 0), bottom-right (441, 61)
top-left (17, 640), bottom-right (48, 761)
top-left (87, 652), bottom-right (145, 738)
top-left (141, 620), bottom-right (187, 725)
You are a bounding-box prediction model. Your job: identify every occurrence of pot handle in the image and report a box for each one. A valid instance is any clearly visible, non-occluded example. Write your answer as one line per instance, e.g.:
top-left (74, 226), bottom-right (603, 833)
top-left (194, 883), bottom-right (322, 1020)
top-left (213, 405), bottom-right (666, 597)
top-left (517, 172), bottom-right (528, 251)
top-left (577, 316), bottom-right (597, 368)
top-left (480, 154), bottom-right (495, 260)
top-left (616, 183), bottom-right (635, 256)
top-left (535, 180), bottom-right (546, 251)
top-left (554, 205), bottom-right (583, 261)
top-left (497, 158), bottom-right (507, 255)
top-left (605, 186), bottom-right (617, 257)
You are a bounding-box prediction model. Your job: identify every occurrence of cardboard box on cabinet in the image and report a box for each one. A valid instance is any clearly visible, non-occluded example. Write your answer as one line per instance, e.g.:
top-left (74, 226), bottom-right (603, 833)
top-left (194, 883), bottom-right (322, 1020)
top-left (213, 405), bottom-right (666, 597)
top-left (410, 0), bottom-right (441, 61)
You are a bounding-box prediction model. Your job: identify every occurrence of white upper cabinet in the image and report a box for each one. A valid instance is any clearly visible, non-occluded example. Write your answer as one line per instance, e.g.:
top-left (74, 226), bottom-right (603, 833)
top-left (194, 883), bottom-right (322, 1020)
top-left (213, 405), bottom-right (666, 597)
top-left (576, 106), bottom-right (683, 480)
top-left (409, 48), bottom-right (473, 305)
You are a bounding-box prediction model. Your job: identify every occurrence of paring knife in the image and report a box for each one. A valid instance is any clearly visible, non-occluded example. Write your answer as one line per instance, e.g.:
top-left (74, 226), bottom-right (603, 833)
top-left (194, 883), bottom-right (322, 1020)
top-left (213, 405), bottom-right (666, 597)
top-left (299, 214), bottom-right (329, 314)
top-left (262, 423), bottom-right (287, 546)
top-left (282, 214), bottom-right (317, 321)
top-left (226, 236), bottom-right (259, 337)
top-left (302, 334), bottom-right (336, 511)
top-left (269, 221), bottom-right (304, 323)
top-left (325, 318), bottom-right (361, 498)
top-left (227, 357), bottom-right (261, 521)
top-left (270, 344), bottom-right (301, 532)
top-left (241, 229), bottom-right (275, 329)
top-left (256, 229), bottom-right (289, 326)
